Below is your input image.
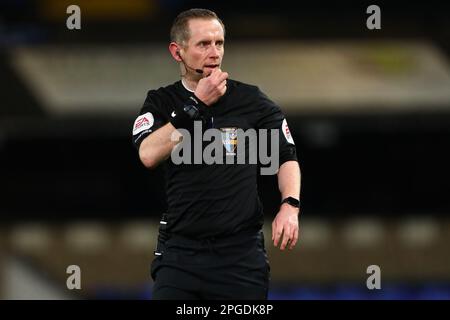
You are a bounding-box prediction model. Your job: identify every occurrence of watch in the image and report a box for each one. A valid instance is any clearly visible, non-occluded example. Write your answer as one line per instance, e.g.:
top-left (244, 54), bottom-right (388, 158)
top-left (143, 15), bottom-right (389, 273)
top-left (183, 95), bottom-right (207, 120)
top-left (281, 197), bottom-right (300, 208)
top-left (183, 104), bottom-right (201, 120)
top-left (171, 95), bottom-right (206, 129)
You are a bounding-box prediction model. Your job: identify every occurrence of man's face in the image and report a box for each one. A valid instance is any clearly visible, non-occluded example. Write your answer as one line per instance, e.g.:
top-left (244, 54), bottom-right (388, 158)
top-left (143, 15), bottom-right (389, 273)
top-left (182, 18), bottom-right (224, 77)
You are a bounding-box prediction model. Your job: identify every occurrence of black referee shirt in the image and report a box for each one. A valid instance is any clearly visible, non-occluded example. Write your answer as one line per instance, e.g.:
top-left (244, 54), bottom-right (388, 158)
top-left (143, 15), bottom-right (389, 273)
top-left (132, 79), bottom-right (297, 239)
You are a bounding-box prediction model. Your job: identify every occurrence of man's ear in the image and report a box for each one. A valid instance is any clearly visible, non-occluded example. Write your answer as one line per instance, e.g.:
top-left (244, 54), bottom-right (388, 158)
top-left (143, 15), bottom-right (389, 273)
top-left (169, 42), bottom-right (182, 62)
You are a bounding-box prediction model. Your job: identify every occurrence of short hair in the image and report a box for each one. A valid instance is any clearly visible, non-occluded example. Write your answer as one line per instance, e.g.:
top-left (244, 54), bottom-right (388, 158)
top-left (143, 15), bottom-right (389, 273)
top-left (170, 8), bottom-right (225, 45)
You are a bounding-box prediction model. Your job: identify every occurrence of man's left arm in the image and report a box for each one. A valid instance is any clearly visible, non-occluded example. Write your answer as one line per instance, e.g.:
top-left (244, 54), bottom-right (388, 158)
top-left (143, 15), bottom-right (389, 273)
top-left (254, 86), bottom-right (301, 251)
top-left (273, 160), bottom-right (301, 250)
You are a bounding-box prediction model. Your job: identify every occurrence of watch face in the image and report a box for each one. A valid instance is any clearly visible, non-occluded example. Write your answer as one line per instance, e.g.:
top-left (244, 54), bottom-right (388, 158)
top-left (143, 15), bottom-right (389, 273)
top-left (184, 105), bottom-right (199, 119)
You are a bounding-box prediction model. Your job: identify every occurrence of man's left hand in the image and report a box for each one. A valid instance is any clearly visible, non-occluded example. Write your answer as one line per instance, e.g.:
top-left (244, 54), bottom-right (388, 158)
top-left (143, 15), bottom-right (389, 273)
top-left (272, 203), bottom-right (299, 250)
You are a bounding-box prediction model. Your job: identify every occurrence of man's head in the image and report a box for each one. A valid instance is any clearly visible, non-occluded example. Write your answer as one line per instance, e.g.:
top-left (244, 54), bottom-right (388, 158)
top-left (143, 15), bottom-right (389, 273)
top-left (169, 9), bottom-right (225, 77)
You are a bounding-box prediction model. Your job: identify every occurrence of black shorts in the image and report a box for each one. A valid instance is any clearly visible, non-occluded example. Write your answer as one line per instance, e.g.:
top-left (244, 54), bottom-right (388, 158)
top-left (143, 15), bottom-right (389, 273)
top-left (150, 229), bottom-right (270, 300)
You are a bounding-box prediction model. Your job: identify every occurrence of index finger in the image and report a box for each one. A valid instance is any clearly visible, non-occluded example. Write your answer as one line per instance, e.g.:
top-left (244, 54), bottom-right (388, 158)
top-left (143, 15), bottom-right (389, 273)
top-left (209, 67), bottom-right (221, 77)
top-left (203, 67), bottom-right (219, 79)
top-left (217, 71), bottom-right (228, 83)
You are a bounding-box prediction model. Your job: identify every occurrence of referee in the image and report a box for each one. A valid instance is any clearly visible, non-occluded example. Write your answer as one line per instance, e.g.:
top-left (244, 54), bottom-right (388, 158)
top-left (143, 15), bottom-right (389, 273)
top-left (132, 8), bottom-right (301, 300)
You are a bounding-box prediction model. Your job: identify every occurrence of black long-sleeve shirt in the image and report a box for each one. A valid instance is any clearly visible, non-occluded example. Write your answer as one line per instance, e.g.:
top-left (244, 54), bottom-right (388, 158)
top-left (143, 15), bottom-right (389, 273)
top-left (132, 79), bottom-right (297, 239)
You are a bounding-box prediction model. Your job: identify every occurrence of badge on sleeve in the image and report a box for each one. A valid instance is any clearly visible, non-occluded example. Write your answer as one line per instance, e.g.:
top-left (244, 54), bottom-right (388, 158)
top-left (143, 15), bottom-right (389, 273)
top-left (133, 112), bottom-right (154, 135)
top-left (282, 119), bottom-right (295, 144)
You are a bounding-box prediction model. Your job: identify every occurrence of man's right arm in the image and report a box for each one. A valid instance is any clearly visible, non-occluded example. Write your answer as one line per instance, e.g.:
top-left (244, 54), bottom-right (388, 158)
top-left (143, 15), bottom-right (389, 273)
top-left (135, 68), bottom-right (228, 169)
top-left (138, 122), bottom-right (181, 169)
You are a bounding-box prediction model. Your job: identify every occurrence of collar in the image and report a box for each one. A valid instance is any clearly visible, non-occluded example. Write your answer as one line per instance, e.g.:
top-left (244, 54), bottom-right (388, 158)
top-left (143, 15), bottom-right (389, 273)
top-left (181, 78), bottom-right (195, 93)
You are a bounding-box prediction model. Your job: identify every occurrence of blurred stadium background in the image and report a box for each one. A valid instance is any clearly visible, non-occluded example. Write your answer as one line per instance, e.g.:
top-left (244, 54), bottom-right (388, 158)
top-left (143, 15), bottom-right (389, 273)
top-left (1, 0), bottom-right (450, 299)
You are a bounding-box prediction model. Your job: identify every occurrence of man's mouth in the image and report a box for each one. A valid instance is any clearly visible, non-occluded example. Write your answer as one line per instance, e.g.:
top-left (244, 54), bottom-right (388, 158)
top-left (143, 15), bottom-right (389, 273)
top-left (204, 64), bottom-right (219, 69)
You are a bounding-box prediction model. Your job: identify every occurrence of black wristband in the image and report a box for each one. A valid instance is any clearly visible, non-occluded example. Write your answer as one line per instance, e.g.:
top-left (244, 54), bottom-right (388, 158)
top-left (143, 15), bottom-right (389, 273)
top-left (281, 197), bottom-right (300, 208)
top-left (170, 95), bottom-right (207, 129)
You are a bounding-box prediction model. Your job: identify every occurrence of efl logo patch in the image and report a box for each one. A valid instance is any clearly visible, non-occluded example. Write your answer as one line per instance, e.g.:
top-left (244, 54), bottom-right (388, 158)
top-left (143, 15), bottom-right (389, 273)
top-left (282, 119), bottom-right (294, 144)
top-left (133, 112), bottom-right (154, 135)
top-left (220, 127), bottom-right (238, 155)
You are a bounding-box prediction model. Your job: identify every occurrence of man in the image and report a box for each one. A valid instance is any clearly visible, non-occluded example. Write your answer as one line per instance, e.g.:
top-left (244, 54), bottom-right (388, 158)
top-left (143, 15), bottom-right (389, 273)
top-left (132, 8), bottom-right (301, 300)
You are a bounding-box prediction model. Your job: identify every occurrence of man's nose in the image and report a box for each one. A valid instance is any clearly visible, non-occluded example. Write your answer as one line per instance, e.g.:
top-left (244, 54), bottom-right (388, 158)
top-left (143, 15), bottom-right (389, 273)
top-left (208, 44), bottom-right (220, 57)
